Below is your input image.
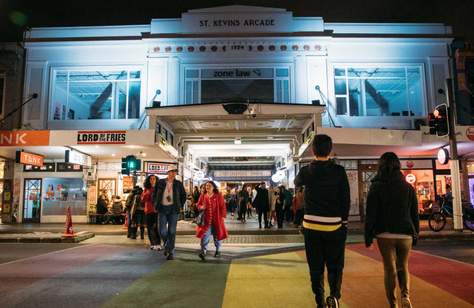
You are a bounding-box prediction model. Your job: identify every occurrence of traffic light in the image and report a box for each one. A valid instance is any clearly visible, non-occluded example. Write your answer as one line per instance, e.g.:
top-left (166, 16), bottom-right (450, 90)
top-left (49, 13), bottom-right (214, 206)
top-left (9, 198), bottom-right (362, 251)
top-left (121, 155), bottom-right (141, 175)
top-left (428, 104), bottom-right (449, 136)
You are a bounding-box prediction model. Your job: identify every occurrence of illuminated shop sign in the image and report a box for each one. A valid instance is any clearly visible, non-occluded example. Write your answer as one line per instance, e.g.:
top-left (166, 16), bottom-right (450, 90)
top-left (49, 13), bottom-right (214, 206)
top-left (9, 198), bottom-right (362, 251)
top-left (405, 174), bottom-right (416, 184)
top-left (77, 131), bottom-right (126, 145)
top-left (201, 68), bottom-right (273, 79)
top-left (145, 161), bottom-right (178, 175)
top-left (65, 149), bottom-right (92, 167)
top-left (15, 151), bottom-right (44, 167)
top-left (0, 130), bottom-right (50, 146)
top-left (181, 13), bottom-right (293, 33)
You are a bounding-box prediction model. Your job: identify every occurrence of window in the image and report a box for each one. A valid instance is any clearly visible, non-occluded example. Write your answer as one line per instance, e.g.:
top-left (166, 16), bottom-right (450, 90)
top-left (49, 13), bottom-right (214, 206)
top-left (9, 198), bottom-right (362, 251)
top-left (183, 67), bottom-right (290, 105)
top-left (51, 69), bottom-right (141, 120)
top-left (334, 66), bottom-right (424, 117)
top-left (0, 74), bottom-right (5, 117)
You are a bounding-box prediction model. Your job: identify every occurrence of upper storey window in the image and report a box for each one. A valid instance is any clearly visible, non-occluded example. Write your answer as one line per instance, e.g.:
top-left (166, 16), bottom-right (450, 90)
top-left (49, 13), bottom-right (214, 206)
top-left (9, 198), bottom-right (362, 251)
top-left (51, 69), bottom-right (141, 120)
top-left (334, 66), bottom-right (424, 117)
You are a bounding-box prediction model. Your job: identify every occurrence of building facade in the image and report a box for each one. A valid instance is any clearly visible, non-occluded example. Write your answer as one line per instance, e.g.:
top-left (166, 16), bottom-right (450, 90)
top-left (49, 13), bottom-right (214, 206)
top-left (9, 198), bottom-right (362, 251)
top-left (1, 5), bottom-right (473, 223)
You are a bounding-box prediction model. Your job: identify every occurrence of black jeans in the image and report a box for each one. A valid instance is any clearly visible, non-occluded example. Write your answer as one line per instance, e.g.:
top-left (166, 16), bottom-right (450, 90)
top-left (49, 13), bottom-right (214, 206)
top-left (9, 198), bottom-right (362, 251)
top-left (304, 227), bottom-right (347, 306)
top-left (276, 204), bottom-right (284, 228)
top-left (257, 208), bottom-right (268, 228)
top-left (146, 213), bottom-right (161, 246)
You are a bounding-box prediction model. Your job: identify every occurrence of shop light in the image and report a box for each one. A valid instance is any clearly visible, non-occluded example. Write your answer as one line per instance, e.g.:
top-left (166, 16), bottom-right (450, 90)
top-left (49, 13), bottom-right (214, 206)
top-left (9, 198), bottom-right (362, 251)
top-left (111, 153), bottom-right (116, 157)
top-left (234, 138), bottom-right (242, 145)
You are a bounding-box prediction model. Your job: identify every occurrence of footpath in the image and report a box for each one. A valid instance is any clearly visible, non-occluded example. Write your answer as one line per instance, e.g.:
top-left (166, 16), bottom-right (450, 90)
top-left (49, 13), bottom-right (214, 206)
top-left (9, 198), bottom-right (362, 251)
top-left (0, 218), bottom-right (472, 244)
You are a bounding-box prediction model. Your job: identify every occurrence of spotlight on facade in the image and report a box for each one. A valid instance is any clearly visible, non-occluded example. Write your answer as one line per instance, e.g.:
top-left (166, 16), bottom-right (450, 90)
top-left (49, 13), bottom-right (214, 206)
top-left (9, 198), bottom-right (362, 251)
top-left (223, 103), bottom-right (248, 114)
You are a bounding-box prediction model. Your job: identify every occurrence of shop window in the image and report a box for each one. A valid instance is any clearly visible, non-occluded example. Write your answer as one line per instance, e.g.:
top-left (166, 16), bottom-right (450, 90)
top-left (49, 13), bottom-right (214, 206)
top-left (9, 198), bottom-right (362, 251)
top-left (334, 66), bottom-right (424, 117)
top-left (0, 74), bottom-right (5, 117)
top-left (51, 69), bottom-right (141, 120)
top-left (98, 178), bottom-right (116, 201)
top-left (42, 178), bottom-right (86, 215)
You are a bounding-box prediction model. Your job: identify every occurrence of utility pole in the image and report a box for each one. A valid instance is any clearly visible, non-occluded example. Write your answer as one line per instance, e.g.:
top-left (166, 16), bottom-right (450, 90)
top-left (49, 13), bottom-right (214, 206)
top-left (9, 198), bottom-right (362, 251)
top-left (446, 78), bottom-right (463, 231)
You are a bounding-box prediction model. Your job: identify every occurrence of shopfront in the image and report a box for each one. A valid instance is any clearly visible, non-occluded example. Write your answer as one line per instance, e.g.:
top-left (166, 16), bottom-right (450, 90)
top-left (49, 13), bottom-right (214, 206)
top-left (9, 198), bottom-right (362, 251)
top-left (21, 163), bottom-right (86, 223)
top-left (467, 162), bottom-right (474, 205)
top-left (301, 158), bottom-right (452, 221)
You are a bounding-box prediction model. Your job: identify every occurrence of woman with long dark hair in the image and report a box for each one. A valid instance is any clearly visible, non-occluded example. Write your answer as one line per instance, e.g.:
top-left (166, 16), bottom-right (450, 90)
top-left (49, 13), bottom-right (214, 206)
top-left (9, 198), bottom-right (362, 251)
top-left (142, 175), bottom-right (161, 250)
top-left (196, 181), bottom-right (228, 260)
top-left (365, 152), bottom-right (419, 308)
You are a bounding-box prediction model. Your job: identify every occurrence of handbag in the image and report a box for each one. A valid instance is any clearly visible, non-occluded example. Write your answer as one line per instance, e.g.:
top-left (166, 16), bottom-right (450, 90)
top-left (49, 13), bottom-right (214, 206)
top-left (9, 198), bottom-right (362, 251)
top-left (196, 210), bottom-right (206, 227)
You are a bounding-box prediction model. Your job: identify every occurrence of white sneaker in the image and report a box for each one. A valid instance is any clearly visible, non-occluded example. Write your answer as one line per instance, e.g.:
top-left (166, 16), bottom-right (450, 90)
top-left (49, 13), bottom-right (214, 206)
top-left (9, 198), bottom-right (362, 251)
top-left (401, 297), bottom-right (412, 308)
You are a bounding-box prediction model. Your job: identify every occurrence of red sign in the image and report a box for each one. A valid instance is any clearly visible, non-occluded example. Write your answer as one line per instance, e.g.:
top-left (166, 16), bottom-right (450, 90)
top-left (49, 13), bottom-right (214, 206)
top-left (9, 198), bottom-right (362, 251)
top-left (16, 151), bottom-right (44, 167)
top-left (466, 127), bottom-right (474, 141)
top-left (77, 131), bottom-right (126, 145)
top-left (0, 130), bottom-right (50, 146)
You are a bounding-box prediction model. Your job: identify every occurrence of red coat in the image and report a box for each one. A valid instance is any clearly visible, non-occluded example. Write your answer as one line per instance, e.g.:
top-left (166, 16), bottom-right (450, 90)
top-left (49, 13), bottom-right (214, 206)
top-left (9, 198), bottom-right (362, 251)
top-left (195, 192), bottom-right (228, 241)
top-left (141, 188), bottom-right (155, 214)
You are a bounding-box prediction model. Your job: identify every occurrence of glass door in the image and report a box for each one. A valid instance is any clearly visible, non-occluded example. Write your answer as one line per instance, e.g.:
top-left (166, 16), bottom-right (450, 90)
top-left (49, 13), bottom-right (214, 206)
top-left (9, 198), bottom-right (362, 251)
top-left (23, 179), bottom-right (42, 223)
top-left (358, 165), bottom-right (378, 221)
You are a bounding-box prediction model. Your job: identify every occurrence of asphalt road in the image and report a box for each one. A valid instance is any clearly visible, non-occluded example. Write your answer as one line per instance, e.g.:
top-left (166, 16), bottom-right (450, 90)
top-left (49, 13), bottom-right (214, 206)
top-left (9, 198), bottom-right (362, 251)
top-left (0, 238), bottom-right (472, 308)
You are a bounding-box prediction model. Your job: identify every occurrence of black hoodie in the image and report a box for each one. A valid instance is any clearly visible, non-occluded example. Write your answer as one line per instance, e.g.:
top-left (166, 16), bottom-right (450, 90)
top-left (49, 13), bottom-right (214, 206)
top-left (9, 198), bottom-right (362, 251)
top-left (364, 172), bottom-right (420, 246)
top-left (294, 160), bottom-right (350, 222)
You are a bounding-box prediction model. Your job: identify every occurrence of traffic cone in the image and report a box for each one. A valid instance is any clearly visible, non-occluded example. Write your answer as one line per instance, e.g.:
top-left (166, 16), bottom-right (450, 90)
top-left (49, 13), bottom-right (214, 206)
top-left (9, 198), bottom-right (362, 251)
top-left (63, 206), bottom-right (75, 237)
top-left (122, 213), bottom-right (128, 230)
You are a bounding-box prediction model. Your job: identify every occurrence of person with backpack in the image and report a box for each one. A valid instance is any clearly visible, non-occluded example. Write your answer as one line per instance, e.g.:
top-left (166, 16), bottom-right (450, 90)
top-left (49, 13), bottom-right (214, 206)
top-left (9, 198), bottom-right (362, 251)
top-left (295, 134), bottom-right (350, 308)
top-left (365, 152), bottom-right (419, 308)
top-left (129, 186), bottom-right (145, 240)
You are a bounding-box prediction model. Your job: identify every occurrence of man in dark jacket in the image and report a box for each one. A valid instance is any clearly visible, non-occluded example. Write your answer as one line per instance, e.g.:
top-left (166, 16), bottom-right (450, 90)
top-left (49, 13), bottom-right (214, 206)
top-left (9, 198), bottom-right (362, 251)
top-left (253, 182), bottom-right (270, 229)
top-left (154, 168), bottom-right (186, 260)
top-left (294, 134), bottom-right (350, 308)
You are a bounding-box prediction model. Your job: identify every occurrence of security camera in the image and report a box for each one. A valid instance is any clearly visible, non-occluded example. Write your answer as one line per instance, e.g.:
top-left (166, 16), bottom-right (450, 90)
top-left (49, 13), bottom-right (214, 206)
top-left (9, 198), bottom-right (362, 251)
top-left (249, 107), bottom-right (257, 118)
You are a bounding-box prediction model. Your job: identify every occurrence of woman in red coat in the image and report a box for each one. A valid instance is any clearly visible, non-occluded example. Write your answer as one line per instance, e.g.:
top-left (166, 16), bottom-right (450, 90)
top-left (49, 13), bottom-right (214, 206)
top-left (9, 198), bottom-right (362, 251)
top-left (196, 181), bottom-right (228, 260)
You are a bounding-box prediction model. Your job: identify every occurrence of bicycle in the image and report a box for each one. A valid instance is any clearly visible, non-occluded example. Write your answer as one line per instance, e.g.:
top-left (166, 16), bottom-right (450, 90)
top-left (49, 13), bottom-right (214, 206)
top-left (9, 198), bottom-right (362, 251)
top-left (428, 199), bottom-right (474, 232)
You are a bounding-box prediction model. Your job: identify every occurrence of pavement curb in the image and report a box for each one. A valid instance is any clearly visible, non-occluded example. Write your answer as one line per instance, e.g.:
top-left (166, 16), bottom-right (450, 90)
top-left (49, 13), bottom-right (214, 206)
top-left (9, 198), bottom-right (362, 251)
top-left (0, 231), bottom-right (95, 243)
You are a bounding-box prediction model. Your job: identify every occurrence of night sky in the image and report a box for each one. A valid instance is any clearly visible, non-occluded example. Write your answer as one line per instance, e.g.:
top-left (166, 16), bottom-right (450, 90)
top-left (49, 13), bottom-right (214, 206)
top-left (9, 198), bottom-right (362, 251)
top-left (1, 0), bottom-right (473, 41)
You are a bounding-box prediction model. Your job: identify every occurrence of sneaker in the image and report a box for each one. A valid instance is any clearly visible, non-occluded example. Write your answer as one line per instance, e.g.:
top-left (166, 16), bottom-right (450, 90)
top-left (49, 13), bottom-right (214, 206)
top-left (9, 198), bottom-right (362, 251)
top-left (214, 250), bottom-right (221, 258)
top-left (199, 251), bottom-right (206, 261)
top-left (326, 296), bottom-right (339, 308)
top-left (166, 253), bottom-right (174, 260)
top-left (163, 250), bottom-right (169, 257)
top-left (401, 297), bottom-right (412, 308)
top-left (155, 245), bottom-right (162, 251)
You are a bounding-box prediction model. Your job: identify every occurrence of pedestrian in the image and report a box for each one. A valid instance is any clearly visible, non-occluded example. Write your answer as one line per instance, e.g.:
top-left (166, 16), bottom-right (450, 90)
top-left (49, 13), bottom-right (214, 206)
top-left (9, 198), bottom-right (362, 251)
top-left (267, 186), bottom-right (277, 228)
top-left (238, 185), bottom-right (249, 223)
top-left (293, 186), bottom-right (305, 227)
top-left (365, 152), bottom-right (419, 308)
top-left (247, 185), bottom-right (255, 219)
top-left (283, 187), bottom-right (294, 222)
top-left (275, 186), bottom-right (285, 229)
top-left (124, 190), bottom-right (134, 237)
top-left (295, 134), bottom-right (350, 308)
top-left (96, 191), bottom-right (109, 224)
top-left (142, 175), bottom-right (161, 251)
top-left (130, 186), bottom-right (145, 240)
top-left (196, 181), bottom-right (228, 261)
top-left (154, 168), bottom-right (186, 260)
top-left (253, 182), bottom-right (270, 229)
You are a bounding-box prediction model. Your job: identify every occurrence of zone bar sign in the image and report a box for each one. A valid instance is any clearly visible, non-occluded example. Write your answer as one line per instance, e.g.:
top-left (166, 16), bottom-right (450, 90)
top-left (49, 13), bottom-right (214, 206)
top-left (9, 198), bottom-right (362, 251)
top-left (77, 131), bottom-right (126, 145)
top-left (16, 151), bottom-right (44, 167)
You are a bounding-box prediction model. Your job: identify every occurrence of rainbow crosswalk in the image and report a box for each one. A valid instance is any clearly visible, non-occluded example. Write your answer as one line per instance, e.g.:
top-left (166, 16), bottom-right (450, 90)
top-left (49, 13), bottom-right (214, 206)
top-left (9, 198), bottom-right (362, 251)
top-left (1, 243), bottom-right (472, 307)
